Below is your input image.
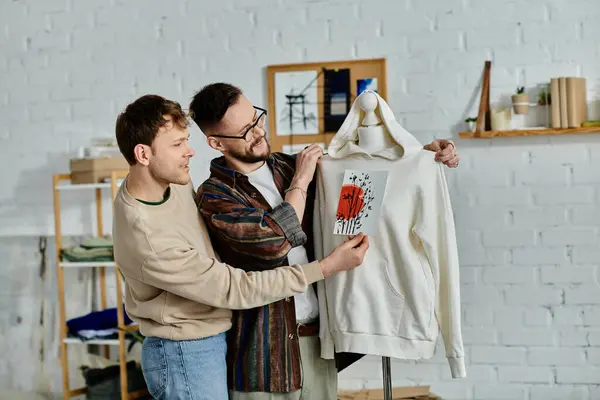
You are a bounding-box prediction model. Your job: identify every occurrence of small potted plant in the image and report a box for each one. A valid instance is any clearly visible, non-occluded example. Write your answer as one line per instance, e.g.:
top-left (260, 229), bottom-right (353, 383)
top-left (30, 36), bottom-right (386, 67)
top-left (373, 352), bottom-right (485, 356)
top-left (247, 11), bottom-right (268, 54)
top-left (511, 86), bottom-right (529, 114)
top-left (464, 117), bottom-right (477, 131)
top-left (537, 89), bottom-right (550, 106)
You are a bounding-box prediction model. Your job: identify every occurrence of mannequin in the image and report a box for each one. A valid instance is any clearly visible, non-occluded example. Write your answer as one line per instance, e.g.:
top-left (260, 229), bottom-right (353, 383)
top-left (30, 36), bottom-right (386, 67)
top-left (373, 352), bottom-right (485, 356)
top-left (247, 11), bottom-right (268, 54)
top-left (355, 92), bottom-right (395, 400)
top-left (356, 91), bottom-right (396, 154)
top-left (315, 90), bottom-right (465, 385)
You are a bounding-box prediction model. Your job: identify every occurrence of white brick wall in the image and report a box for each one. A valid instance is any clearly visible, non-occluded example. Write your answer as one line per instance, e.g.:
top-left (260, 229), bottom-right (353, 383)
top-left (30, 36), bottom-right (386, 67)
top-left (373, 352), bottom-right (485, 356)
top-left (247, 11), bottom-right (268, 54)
top-left (1, 0), bottom-right (599, 398)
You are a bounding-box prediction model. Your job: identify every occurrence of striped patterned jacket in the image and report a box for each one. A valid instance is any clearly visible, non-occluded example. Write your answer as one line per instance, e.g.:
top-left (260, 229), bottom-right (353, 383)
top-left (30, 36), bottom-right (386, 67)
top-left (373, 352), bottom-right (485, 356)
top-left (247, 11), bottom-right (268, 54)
top-left (195, 152), bottom-right (316, 393)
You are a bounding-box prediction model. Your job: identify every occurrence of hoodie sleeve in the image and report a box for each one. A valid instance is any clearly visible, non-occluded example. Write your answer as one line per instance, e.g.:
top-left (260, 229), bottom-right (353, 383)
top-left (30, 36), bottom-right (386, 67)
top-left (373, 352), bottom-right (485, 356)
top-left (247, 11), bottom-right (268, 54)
top-left (413, 163), bottom-right (465, 379)
top-left (314, 165), bottom-right (336, 359)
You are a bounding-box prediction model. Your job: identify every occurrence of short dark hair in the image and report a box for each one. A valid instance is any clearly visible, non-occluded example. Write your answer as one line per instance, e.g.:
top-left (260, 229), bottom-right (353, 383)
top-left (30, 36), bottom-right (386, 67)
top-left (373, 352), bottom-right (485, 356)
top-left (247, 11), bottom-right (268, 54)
top-left (188, 83), bottom-right (242, 134)
top-left (115, 94), bottom-right (188, 165)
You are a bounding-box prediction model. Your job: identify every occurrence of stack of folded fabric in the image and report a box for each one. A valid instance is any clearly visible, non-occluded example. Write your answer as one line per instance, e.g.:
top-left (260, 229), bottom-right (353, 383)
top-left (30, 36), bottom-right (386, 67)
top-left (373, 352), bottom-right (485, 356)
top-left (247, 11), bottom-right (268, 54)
top-left (61, 236), bottom-right (114, 262)
top-left (81, 361), bottom-right (150, 399)
top-left (67, 306), bottom-right (135, 341)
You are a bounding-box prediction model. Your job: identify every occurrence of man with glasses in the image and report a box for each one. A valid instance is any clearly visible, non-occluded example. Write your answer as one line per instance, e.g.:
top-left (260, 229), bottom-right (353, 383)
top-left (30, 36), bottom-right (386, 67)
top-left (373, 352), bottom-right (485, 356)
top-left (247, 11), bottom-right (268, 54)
top-left (190, 83), bottom-right (460, 400)
top-left (112, 94), bottom-right (372, 400)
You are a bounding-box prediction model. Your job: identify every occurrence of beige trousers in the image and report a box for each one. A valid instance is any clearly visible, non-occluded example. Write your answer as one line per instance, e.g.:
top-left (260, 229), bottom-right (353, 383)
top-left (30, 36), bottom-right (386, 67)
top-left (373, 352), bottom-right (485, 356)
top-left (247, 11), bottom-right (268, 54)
top-left (229, 336), bottom-right (337, 400)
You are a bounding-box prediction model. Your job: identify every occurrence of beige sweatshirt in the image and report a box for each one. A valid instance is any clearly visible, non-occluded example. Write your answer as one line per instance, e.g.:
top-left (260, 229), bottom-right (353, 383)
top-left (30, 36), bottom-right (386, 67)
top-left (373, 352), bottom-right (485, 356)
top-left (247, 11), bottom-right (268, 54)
top-left (112, 178), bottom-right (323, 340)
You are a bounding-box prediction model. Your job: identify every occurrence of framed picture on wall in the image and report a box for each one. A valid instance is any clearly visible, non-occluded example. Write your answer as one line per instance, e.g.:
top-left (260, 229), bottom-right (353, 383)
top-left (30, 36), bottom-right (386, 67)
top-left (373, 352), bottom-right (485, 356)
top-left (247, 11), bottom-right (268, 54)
top-left (266, 58), bottom-right (387, 154)
top-left (274, 70), bottom-right (320, 136)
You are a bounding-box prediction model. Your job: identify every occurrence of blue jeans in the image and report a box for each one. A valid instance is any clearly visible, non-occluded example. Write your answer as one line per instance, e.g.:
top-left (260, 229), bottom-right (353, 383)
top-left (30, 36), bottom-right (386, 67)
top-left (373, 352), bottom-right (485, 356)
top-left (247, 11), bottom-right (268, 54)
top-left (141, 333), bottom-right (228, 400)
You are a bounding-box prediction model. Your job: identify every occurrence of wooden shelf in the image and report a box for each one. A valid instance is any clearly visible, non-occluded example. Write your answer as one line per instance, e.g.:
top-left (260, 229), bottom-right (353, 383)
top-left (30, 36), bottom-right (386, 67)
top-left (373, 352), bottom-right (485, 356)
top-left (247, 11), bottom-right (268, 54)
top-left (459, 127), bottom-right (600, 138)
top-left (463, 61), bottom-right (598, 140)
top-left (64, 337), bottom-right (120, 346)
top-left (60, 261), bottom-right (116, 268)
top-left (56, 180), bottom-right (123, 191)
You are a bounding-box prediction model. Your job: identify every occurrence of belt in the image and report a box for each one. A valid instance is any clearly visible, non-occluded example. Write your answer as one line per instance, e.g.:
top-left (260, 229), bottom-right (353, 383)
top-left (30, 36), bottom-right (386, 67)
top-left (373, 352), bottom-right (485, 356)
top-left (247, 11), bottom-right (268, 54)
top-left (297, 321), bottom-right (319, 337)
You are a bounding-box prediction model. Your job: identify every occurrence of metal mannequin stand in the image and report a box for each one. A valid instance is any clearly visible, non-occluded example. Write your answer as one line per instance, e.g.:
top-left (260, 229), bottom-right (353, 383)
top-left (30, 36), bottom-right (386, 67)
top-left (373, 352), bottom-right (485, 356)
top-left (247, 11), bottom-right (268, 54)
top-left (382, 356), bottom-right (392, 400)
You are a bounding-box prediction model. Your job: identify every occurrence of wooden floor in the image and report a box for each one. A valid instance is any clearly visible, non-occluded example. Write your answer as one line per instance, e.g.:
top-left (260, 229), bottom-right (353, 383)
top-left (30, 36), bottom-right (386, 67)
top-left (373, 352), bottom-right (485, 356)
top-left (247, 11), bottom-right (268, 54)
top-left (338, 386), bottom-right (441, 399)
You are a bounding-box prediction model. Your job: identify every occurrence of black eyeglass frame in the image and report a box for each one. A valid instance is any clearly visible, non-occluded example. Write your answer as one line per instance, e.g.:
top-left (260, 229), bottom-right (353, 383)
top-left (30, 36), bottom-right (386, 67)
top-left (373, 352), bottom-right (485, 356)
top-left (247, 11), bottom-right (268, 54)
top-left (208, 106), bottom-right (267, 141)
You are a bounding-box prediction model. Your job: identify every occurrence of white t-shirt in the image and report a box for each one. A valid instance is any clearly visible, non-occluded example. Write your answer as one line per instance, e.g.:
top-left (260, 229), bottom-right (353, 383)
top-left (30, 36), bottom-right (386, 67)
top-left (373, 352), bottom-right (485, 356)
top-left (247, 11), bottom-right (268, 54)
top-left (246, 162), bottom-right (319, 323)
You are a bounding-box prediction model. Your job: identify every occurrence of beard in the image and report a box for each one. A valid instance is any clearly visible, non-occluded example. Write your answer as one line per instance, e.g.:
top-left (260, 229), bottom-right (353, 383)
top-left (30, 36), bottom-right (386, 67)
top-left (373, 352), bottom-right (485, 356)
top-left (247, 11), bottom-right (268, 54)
top-left (229, 138), bottom-right (271, 163)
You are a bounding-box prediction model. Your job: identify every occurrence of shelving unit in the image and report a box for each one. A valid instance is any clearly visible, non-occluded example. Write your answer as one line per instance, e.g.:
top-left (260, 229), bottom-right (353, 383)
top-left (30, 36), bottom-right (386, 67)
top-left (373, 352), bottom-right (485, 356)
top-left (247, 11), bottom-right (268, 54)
top-left (53, 170), bottom-right (146, 399)
top-left (459, 60), bottom-right (600, 139)
top-left (459, 126), bottom-right (600, 138)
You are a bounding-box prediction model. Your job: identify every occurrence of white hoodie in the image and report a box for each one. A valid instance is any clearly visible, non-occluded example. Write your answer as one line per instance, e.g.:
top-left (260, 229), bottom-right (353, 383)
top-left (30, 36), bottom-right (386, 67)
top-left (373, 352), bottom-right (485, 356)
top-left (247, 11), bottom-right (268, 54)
top-left (314, 91), bottom-right (466, 379)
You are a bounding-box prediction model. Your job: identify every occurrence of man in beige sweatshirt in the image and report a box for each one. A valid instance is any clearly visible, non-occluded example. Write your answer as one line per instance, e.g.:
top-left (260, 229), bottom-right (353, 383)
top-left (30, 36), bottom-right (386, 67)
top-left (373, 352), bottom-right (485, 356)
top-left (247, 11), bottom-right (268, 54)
top-left (112, 94), bottom-right (370, 400)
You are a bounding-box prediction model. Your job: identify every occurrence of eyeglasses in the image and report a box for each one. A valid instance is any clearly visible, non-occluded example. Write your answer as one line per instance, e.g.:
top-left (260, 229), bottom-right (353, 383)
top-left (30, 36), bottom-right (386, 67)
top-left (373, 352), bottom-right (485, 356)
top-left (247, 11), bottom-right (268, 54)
top-left (209, 106), bottom-right (267, 142)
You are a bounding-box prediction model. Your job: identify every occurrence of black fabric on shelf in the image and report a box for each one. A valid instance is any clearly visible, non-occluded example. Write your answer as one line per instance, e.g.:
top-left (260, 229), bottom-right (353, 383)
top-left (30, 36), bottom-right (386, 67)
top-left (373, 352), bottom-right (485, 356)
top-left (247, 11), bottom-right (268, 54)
top-left (81, 361), bottom-right (150, 399)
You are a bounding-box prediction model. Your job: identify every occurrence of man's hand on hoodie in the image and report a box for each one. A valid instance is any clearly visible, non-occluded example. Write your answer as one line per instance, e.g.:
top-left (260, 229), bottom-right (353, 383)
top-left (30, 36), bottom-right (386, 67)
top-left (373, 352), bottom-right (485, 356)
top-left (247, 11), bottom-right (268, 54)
top-left (319, 233), bottom-right (370, 278)
top-left (424, 139), bottom-right (460, 168)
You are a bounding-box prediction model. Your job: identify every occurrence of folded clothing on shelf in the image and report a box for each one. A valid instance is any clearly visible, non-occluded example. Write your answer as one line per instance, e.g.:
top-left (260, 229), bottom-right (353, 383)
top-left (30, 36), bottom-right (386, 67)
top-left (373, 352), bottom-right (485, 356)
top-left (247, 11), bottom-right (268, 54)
top-left (66, 330), bottom-right (140, 343)
top-left (81, 236), bottom-right (114, 249)
top-left (67, 306), bottom-right (134, 339)
top-left (81, 361), bottom-right (150, 399)
top-left (61, 236), bottom-right (114, 262)
top-left (77, 328), bottom-right (120, 339)
top-left (61, 246), bottom-right (113, 262)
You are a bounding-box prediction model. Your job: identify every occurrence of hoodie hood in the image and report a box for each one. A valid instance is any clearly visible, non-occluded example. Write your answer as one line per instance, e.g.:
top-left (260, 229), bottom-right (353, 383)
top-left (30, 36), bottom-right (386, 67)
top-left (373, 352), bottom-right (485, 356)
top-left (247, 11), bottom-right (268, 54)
top-left (327, 90), bottom-right (423, 159)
